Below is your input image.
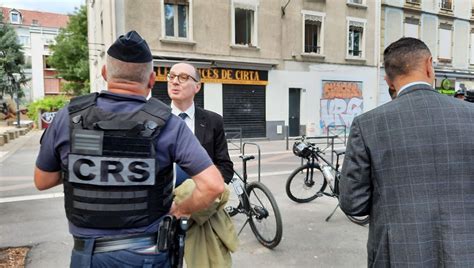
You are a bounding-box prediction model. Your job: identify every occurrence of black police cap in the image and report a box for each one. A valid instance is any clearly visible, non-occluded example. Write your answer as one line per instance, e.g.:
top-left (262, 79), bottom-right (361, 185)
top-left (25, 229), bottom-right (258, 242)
top-left (107, 30), bottom-right (152, 63)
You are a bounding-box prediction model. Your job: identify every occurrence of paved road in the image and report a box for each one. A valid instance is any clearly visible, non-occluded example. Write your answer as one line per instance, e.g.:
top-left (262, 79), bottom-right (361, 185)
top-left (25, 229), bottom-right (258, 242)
top-left (0, 131), bottom-right (368, 267)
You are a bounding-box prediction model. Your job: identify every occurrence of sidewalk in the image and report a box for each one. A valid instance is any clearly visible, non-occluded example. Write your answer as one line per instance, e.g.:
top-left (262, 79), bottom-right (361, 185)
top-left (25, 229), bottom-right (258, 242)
top-left (0, 121), bottom-right (37, 161)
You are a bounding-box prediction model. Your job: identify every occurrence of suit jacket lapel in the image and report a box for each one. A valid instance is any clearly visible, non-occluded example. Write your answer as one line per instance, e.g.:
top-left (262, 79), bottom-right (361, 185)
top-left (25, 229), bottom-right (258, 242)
top-left (194, 106), bottom-right (206, 144)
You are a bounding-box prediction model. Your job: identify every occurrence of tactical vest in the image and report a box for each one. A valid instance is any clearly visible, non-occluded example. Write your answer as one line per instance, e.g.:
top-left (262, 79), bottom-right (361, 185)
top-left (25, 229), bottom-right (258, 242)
top-left (63, 93), bottom-right (173, 229)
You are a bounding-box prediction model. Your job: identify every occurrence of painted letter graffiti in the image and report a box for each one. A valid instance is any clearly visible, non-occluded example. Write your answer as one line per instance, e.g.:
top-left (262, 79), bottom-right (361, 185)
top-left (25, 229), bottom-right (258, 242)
top-left (320, 81), bottom-right (363, 134)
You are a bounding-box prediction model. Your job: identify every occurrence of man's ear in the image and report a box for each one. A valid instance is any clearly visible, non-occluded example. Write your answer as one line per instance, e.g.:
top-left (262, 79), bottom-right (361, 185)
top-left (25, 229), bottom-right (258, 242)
top-left (426, 56), bottom-right (434, 78)
top-left (194, 82), bottom-right (201, 94)
top-left (384, 75), bottom-right (394, 90)
top-left (148, 71), bottom-right (156, 89)
top-left (101, 65), bottom-right (107, 81)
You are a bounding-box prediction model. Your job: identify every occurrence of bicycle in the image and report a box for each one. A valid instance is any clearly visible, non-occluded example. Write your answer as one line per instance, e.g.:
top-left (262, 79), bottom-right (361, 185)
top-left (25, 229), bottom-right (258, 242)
top-left (285, 137), bottom-right (369, 226)
top-left (225, 143), bottom-right (283, 249)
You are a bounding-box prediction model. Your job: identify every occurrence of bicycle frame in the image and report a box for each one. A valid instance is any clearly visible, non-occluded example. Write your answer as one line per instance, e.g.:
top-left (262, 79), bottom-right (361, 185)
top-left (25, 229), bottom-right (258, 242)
top-left (300, 146), bottom-right (343, 196)
top-left (289, 138), bottom-right (369, 226)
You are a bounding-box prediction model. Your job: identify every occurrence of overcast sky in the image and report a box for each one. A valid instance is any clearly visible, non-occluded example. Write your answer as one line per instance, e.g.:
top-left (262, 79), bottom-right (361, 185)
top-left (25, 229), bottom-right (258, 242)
top-left (0, 0), bottom-right (84, 14)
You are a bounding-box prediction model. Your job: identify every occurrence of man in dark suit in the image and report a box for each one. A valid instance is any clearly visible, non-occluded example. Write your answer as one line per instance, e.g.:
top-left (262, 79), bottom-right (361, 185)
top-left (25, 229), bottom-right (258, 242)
top-left (167, 62), bottom-right (237, 267)
top-left (339, 37), bottom-right (474, 267)
top-left (167, 62), bottom-right (234, 184)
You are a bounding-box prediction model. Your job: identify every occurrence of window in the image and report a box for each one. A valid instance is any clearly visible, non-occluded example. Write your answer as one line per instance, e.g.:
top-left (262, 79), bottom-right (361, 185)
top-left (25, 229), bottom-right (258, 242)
top-left (163, 0), bottom-right (189, 38)
top-left (32, 19), bottom-right (39, 26)
top-left (235, 8), bottom-right (254, 45)
top-left (24, 55), bottom-right (32, 69)
top-left (404, 18), bottom-right (419, 38)
top-left (406, 0), bottom-right (421, 4)
top-left (18, 36), bottom-right (30, 47)
top-left (231, 0), bottom-right (258, 47)
top-left (440, 0), bottom-right (452, 10)
top-left (10, 11), bottom-right (21, 24)
top-left (439, 26), bottom-right (452, 60)
top-left (348, 26), bottom-right (363, 56)
top-left (44, 55), bottom-right (53, 69)
top-left (302, 11), bottom-right (325, 54)
top-left (347, 18), bottom-right (366, 58)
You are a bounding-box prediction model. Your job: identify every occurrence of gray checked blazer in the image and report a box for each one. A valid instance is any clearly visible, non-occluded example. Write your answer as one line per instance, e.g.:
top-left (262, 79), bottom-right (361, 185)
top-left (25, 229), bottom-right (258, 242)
top-left (339, 84), bottom-right (474, 267)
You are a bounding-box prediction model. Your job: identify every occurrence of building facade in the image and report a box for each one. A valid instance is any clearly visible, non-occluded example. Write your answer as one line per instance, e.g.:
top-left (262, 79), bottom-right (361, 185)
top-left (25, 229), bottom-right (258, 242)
top-left (1, 7), bottom-right (69, 102)
top-left (381, 0), bottom-right (474, 103)
top-left (88, 0), bottom-right (381, 139)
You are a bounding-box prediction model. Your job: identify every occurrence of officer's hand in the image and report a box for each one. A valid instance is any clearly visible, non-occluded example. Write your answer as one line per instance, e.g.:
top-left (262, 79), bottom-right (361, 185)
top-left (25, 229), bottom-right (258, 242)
top-left (170, 201), bottom-right (191, 219)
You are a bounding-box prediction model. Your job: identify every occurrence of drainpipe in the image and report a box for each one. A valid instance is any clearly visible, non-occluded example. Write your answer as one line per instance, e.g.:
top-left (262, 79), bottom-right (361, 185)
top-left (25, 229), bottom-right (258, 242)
top-left (374, 0), bottom-right (382, 107)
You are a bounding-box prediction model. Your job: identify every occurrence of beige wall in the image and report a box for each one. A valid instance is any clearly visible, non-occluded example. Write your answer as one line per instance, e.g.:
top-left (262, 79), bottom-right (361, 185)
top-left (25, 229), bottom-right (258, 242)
top-left (90, 0), bottom-right (377, 65)
top-left (120, 0), bottom-right (282, 61)
top-left (281, 0), bottom-right (377, 66)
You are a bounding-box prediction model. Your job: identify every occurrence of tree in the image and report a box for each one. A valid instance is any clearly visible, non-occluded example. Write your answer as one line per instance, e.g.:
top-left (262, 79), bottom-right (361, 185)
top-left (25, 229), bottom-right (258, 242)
top-left (48, 5), bottom-right (89, 96)
top-left (0, 12), bottom-right (27, 98)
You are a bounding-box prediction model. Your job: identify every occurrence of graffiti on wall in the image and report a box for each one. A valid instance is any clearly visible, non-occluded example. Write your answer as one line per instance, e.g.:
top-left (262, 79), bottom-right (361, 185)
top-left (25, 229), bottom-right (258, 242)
top-left (320, 81), bottom-right (363, 134)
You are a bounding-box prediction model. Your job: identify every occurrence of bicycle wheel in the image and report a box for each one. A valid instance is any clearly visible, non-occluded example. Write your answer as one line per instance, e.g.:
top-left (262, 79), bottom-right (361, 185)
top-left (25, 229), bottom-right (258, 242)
top-left (286, 164), bottom-right (327, 203)
top-left (346, 215), bottom-right (370, 226)
top-left (246, 182), bottom-right (283, 249)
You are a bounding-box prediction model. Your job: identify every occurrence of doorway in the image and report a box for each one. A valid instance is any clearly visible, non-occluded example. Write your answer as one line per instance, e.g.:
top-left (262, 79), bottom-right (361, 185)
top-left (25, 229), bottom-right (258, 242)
top-left (289, 88), bottom-right (301, 137)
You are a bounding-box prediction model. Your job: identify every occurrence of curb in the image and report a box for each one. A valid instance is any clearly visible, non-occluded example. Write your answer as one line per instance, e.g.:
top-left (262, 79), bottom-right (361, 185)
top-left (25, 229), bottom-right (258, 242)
top-left (0, 130), bottom-right (42, 163)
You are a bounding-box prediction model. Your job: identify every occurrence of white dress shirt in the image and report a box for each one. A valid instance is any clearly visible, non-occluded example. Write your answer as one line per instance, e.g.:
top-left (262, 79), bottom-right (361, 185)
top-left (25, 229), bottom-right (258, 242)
top-left (398, 81), bottom-right (433, 96)
top-left (171, 102), bottom-right (195, 134)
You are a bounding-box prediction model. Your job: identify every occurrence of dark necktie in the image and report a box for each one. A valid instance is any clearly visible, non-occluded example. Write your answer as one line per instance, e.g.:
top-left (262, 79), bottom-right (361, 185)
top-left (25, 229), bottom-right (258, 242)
top-left (176, 112), bottom-right (190, 185)
top-left (178, 112), bottom-right (187, 120)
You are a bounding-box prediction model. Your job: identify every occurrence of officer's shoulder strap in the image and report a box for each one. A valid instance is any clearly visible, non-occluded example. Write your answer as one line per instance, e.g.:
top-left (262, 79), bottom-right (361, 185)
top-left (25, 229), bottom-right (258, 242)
top-left (68, 93), bottom-right (99, 114)
top-left (142, 97), bottom-right (172, 121)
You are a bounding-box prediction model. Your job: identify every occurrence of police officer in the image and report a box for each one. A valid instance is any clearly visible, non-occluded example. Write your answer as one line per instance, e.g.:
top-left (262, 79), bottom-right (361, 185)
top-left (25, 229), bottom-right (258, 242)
top-left (34, 30), bottom-right (224, 268)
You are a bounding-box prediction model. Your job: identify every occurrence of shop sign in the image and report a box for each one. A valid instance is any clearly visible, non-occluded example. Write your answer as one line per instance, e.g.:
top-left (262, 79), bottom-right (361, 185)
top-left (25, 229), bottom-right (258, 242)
top-left (320, 81), bottom-right (363, 134)
top-left (155, 67), bottom-right (268, 85)
top-left (437, 78), bottom-right (455, 95)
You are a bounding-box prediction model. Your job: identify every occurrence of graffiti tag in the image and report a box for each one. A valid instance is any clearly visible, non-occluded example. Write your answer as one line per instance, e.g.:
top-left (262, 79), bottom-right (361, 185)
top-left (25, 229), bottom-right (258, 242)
top-left (320, 81), bottom-right (363, 133)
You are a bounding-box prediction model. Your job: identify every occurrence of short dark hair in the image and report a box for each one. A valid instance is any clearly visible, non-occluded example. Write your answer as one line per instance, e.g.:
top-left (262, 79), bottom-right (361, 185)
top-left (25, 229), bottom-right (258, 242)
top-left (383, 37), bottom-right (431, 81)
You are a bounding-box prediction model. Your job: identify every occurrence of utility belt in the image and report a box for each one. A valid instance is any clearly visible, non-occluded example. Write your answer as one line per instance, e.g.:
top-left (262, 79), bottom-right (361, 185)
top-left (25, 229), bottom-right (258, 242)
top-left (73, 216), bottom-right (189, 268)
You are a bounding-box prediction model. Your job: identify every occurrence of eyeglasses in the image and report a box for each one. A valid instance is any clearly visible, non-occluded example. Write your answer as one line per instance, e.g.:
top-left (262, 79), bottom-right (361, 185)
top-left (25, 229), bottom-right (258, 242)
top-left (167, 73), bottom-right (198, 83)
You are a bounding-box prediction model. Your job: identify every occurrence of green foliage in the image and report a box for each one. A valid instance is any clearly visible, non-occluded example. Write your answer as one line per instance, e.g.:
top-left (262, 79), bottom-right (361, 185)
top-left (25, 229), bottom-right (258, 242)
top-left (0, 12), bottom-right (27, 98)
top-left (27, 95), bottom-right (69, 124)
top-left (48, 5), bottom-right (89, 96)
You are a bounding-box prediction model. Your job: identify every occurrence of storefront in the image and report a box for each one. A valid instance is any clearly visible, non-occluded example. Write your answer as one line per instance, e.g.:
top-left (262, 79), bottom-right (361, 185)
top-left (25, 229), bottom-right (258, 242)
top-left (434, 69), bottom-right (474, 96)
top-left (153, 66), bottom-right (269, 138)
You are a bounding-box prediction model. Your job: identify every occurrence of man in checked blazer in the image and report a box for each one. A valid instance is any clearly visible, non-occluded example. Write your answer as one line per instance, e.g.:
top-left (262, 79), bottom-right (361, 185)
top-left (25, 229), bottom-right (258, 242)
top-left (339, 37), bottom-right (474, 267)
